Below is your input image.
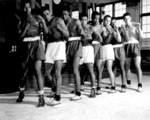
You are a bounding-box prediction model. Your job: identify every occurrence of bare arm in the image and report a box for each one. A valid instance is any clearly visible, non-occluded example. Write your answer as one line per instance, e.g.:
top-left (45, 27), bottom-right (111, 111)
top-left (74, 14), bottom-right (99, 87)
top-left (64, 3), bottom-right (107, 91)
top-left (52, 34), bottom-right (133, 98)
top-left (19, 22), bottom-right (30, 40)
top-left (120, 25), bottom-right (130, 42)
top-left (36, 15), bottom-right (49, 34)
top-left (101, 27), bottom-right (113, 45)
top-left (76, 19), bottom-right (86, 37)
top-left (136, 25), bottom-right (143, 42)
top-left (112, 27), bottom-right (121, 42)
top-left (57, 18), bottom-right (69, 39)
top-left (102, 33), bottom-right (113, 45)
top-left (92, 27), bottom-right (103, 43)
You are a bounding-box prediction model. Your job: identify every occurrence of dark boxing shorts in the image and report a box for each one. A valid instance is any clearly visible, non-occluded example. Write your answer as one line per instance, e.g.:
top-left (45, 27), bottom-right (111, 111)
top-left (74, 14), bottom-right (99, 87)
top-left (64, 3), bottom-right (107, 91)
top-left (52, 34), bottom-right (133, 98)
top-left (124, 43), bottom-right (141, 58)
top-left (113, 46), bottom-right (126, 61)
top-left (66, 41), bottom-right (82, 61)
top-left (19, 40), bottom-right (45, 63)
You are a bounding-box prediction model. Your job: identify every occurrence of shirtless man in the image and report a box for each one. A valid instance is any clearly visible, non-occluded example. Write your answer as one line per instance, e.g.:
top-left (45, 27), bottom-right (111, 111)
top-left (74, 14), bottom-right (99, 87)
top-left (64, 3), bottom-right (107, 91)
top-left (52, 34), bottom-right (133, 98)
top-left (80, 13), bottom-right (99, 97)
top-left (111, 18), bottom-right (126, 92)
top-left (61, 7), bottom-right (85, 100)
top-left (16, 0), bottom-right (46, 107)
top-left (90, 11), bottom-right (105, 94)
top-left (42, 6), bottom-right (69, 105)
top-left (96, 15), bottom-right (117, 93)
top-left (121, 13), bottom-right (143, 92)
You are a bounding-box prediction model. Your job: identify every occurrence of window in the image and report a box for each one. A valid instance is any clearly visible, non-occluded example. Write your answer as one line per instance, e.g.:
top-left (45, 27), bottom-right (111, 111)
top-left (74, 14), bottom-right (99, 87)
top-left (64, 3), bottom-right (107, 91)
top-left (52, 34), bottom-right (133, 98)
top-left (88, 7), bottom-right (93, 21)
top-left (116, 19), bottom-right (125, 27)
top-left (72, 11), bottom-right (79, 19)
top-left (142, 16), bottom-right (150, 38)
top-left (100, 2), bottom-right (126, 27)
top-left (114, 2), bottom-right (126, 27)
top-left (142, 0), bottom-right (150, 13)
top-left (114, 3), bottom-right (126, 17)
top-left (104, 4), bottom-right (113, 17)
top-left (96, 6), bottom-right (100, 13)
top-left (141, 0), bottom-right (150, 38)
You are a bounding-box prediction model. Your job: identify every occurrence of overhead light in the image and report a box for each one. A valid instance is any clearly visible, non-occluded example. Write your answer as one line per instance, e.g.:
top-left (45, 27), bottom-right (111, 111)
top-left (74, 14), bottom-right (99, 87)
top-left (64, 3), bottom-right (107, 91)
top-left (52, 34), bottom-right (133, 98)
top-left (53, 0), bottom-right (61, 4)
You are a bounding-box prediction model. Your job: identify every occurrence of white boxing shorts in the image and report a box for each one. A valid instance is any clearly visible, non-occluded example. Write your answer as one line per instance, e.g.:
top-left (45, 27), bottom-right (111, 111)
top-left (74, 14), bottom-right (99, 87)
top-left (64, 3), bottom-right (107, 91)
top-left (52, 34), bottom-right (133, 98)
top-left (80, 45), bottom-right (94, 64)
top-left (45, 41), bottom-right (66, 64)
top-left (101, 44), bottom-right (114, 61)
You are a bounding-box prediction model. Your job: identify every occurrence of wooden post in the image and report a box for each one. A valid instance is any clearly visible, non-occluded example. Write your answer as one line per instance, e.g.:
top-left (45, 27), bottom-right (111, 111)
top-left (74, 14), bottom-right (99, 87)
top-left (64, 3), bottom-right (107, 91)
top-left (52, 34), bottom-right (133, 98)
top-left (30, 0), bottom-right (36, 9)
top-left (91, 3), bottom-right (95, 11)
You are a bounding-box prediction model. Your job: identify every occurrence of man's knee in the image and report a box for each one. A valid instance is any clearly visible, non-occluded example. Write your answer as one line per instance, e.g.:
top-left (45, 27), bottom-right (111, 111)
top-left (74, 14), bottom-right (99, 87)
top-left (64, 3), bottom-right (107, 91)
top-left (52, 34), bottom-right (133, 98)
top-left (55, 69), bottom-right (61, 77)
top-left (73, 68), bottom-right (79, 75)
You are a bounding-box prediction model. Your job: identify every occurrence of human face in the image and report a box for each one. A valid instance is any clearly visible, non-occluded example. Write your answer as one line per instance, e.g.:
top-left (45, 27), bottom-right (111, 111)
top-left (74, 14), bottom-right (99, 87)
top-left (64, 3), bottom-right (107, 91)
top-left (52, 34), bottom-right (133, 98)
top-left (81, 16), bottom-right (88, 27)
top-left (104, 17), bottom-right (111, 27)
top-left (23, 2), bottom-right (31, 16)
top-left (62, 10), bottom-right (69, 22)
top-left (42, 10), bottom-right (52, 22)
top-left (93, 15), bottom-right (100, 25)
top-left (124, 15), bottom-right (131, 25)
top-left (111, 19), bottom-right (117, 28)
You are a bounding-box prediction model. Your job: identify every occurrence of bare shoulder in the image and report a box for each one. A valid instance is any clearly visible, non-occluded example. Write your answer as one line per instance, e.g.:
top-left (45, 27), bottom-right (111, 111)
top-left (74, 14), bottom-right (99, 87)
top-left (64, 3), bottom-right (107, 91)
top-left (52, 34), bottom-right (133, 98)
top-left (92, 25), bottom-right (105, 31)
top-left (100, 25), bottom-right (105, 30)
top-left (88, 24), bottom-right (93, 29)
top-left (74, 19), bottom-right (81, 25)
top-left (91, 25), bottom-right (95, 31)
top-left (57, 17), bottom-right (64, 22)
top-left (101, 25), bottom-right (107, 32)
top-left (56, 17), bottom-right (65, 25)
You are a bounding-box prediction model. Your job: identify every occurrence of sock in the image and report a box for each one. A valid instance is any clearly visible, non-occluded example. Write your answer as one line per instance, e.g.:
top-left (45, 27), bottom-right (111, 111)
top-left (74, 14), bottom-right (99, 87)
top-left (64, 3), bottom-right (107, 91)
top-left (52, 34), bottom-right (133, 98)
top-left (92, 86), bottom-right (96, 89)
top-left (38, 90), bottom-right (44, 95)
top-left (19, 87), bottom-right (25, 91)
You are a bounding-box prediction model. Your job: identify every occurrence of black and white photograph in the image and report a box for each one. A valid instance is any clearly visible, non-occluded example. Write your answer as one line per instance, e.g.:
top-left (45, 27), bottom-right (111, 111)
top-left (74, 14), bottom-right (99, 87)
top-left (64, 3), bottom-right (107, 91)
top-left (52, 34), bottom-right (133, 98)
top-left (0, 0), bottom-right (150, 120)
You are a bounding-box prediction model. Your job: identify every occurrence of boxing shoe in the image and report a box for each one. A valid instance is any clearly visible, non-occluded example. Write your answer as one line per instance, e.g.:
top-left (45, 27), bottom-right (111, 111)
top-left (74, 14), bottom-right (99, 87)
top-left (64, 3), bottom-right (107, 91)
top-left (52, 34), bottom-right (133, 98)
top-left (37, 95), bottom-right (45, 107)
top-left (16, 91), bottom-right (24, 103)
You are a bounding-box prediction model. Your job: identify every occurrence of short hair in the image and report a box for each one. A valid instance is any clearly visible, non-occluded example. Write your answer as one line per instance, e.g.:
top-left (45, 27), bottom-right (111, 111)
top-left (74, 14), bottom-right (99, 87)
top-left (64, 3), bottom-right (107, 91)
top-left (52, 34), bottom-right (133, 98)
top-left (62, 6), bottom-right (70, 12)
top-left (103, 15), bottom-right (111, 20)
top-left (123, 12), bottom-right (131, 18)
top-left (20, 0), bottom-right (30, 9)
top-left (79, 13), bottom-right (88, 20)
top-left (91, 11), bottom-right (100, 20)
top-left (41, 5), bottom-right (49, 12)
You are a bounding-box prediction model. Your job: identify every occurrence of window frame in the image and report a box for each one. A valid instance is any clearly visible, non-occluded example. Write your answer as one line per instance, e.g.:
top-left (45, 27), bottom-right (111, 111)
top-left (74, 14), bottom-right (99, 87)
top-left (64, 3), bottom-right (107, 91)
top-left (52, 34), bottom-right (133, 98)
top-left (72, 10), bottom-right (79, 19)
top-left (99, 2), bottom-right (126, 27)
top-left (88, 6), bottom-right (93, 21)
top-left (140, 0), bottom-right (150, 38)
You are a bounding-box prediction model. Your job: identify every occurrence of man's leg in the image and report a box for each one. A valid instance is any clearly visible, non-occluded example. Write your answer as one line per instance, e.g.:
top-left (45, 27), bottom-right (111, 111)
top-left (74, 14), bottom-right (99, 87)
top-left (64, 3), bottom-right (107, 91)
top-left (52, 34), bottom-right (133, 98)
top-left (34, 60), bottom-right (45, 107)
top-left (80, 64), bottom-right (86, 91)
top-left (112, 59), bottom-right (121, 86)
top-left (112, 60), bottom-right (117, 78)
top-left (87, 63), bottom-right (96, 97)
top-left (16, 62), bottom-right (29, 103)
top-left (134, 56), bottom-right (143, 92)
top-left (45, 63), bottom-right (56, 97)
top-left (106, 60), bottom-right (116, 93)
top-left (96, 59), bottom-right (105, 95)
top-left (44, 63), bottom-right (54, 86)
top-left (125, 58), bottom-right (131, 85)
top-left (50, 60), bottom-right (63, 105)
top-left (70, 56), bottom-right (82, 100)
top-left (120, 60), bottom-right (126, 92)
